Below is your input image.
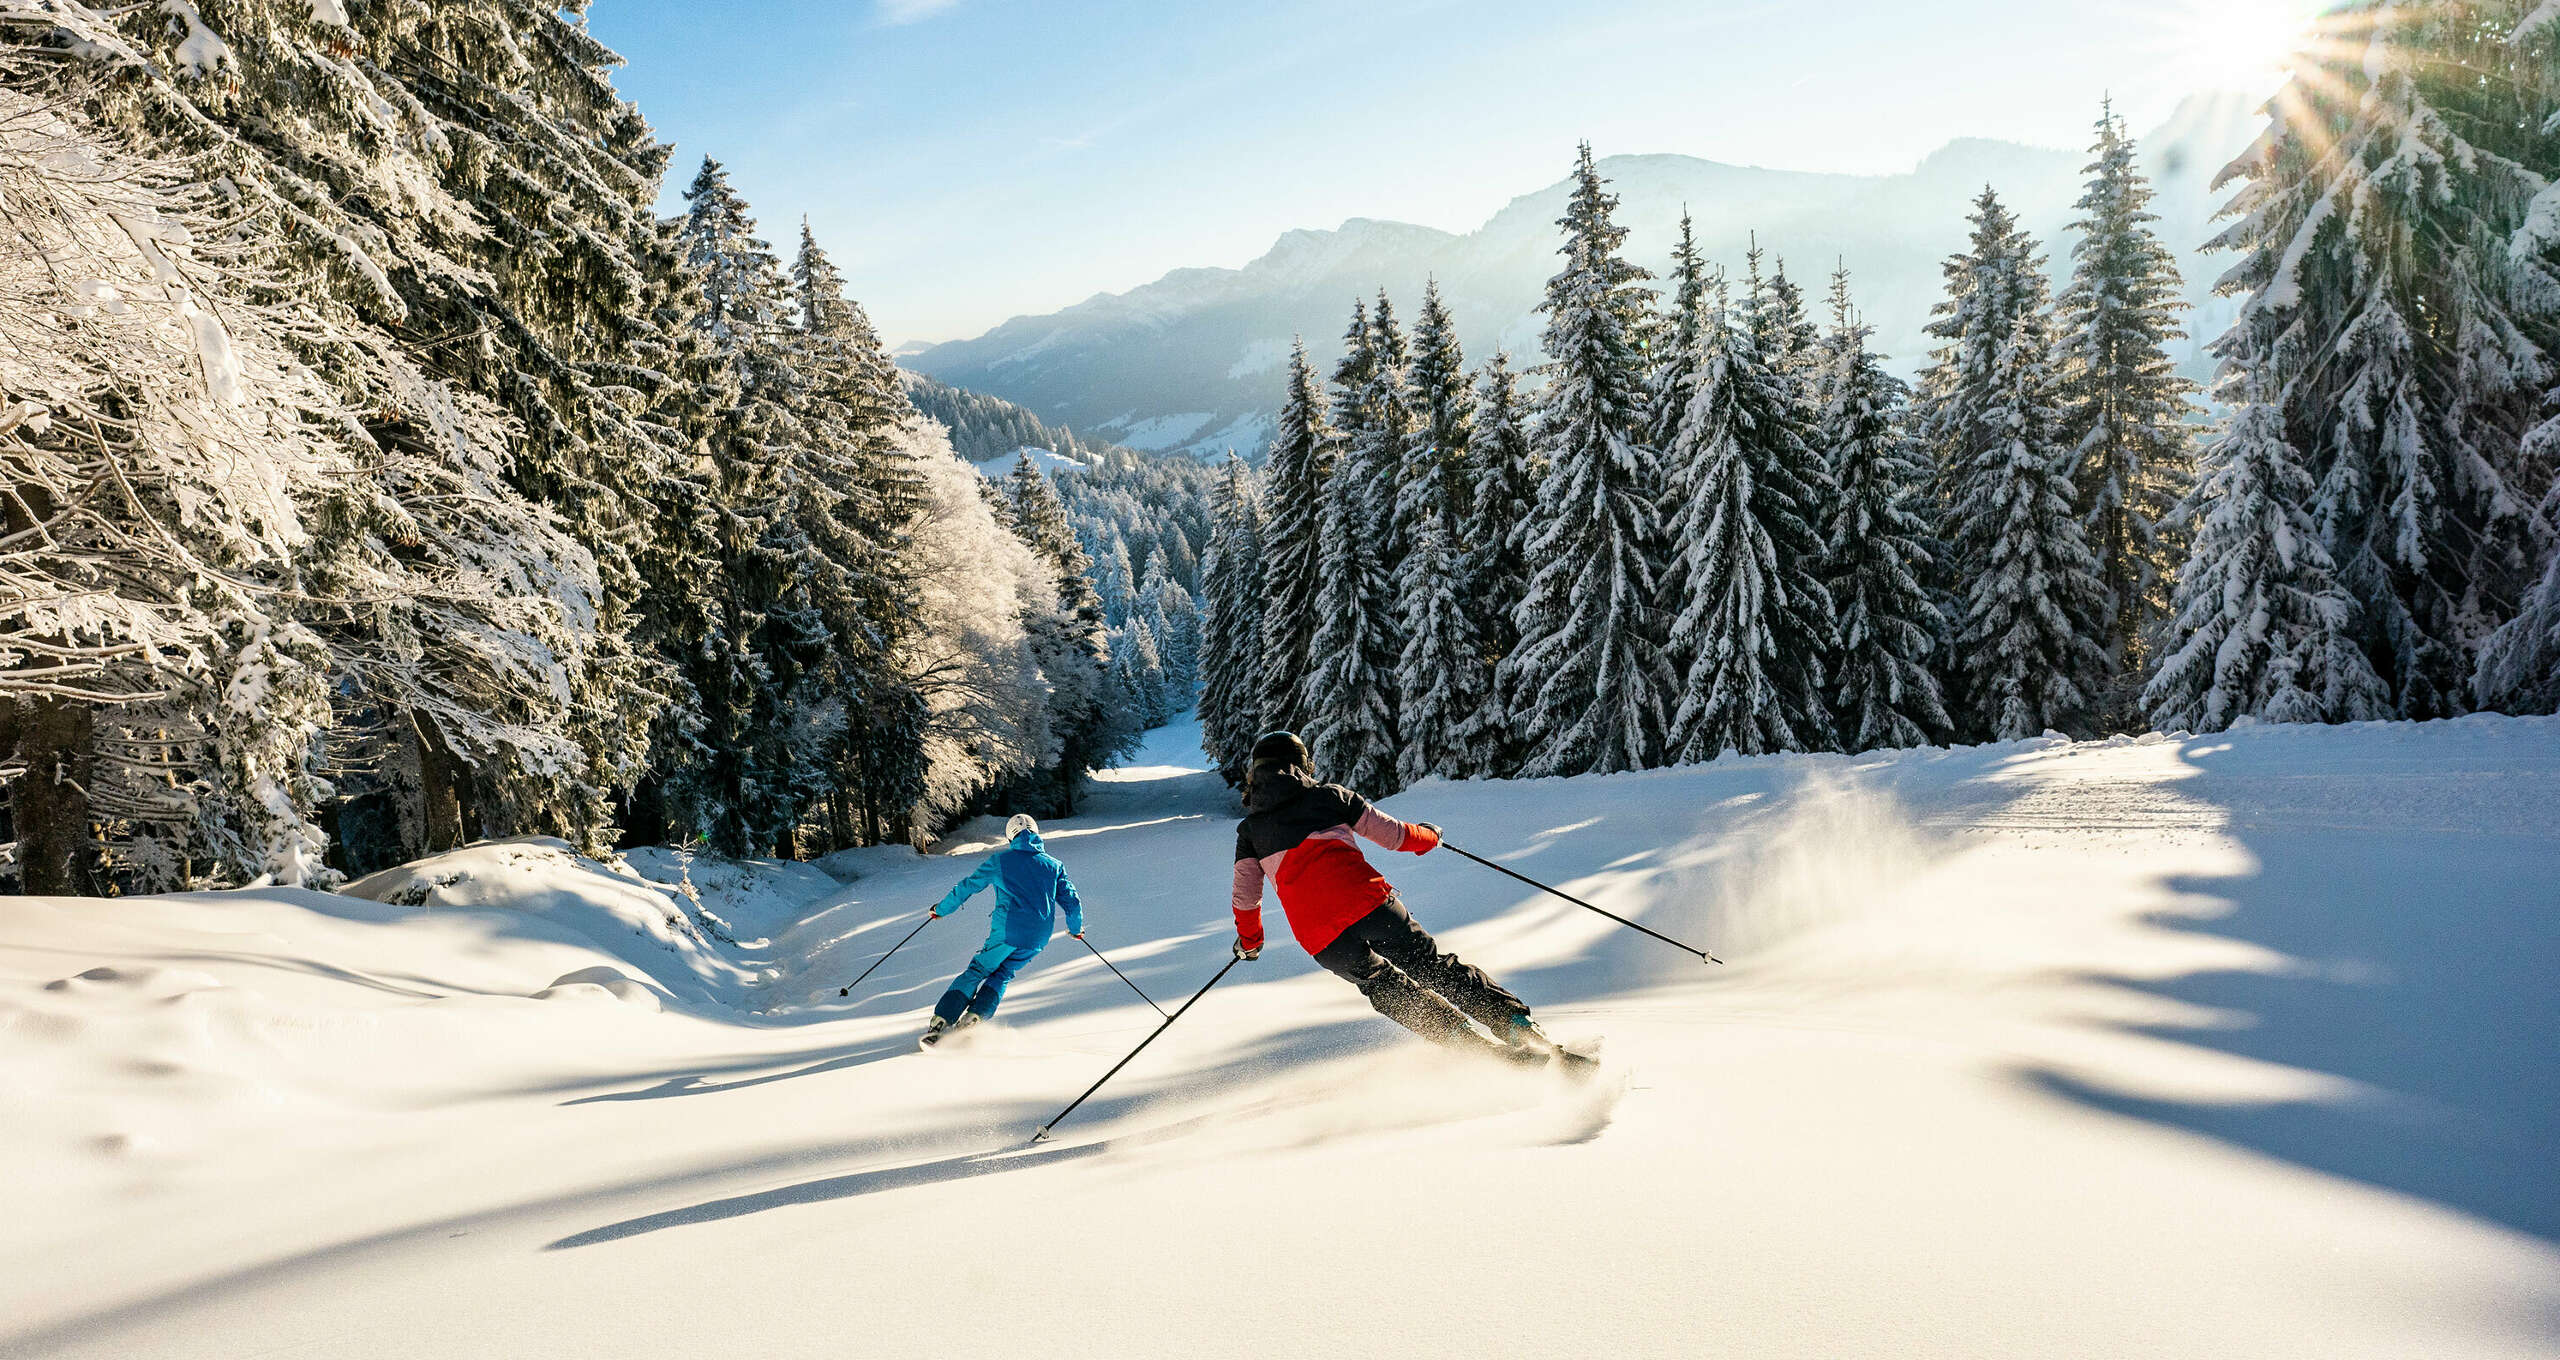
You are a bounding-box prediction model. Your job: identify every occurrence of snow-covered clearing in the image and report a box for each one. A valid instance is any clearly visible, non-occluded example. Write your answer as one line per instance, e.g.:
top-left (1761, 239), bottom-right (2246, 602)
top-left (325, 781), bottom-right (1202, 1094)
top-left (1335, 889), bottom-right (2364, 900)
top-left (5, 716), bottom-right (2558, 1358)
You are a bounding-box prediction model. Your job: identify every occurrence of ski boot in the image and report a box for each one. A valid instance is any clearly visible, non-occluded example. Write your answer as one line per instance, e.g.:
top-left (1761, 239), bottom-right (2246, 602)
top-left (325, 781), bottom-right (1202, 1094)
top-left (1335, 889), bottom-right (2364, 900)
top-left (1505, 1013), bottom-right (1601, 1078)
top-left (1504, 1013), bottom-right (1562, 1056)
top-left (952, 1010), bottom-right (987, 1036)
top-left (918, 1016), bottom-right (952, 1049)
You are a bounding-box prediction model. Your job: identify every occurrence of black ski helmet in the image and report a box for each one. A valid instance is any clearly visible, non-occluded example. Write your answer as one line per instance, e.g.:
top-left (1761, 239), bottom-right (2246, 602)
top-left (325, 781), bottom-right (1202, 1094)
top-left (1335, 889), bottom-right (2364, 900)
top-left (1249, 730), bottom-right (1311, 774)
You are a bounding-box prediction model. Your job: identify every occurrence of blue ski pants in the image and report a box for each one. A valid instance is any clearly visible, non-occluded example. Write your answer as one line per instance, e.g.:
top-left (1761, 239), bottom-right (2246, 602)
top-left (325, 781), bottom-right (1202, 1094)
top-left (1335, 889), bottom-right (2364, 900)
top-left (933, 941), bottom-right (1044, 1024)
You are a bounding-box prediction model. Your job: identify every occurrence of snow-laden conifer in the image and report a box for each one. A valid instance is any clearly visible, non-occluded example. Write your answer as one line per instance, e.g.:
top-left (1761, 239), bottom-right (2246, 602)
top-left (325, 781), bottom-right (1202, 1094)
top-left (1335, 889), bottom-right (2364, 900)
top-left (1006, 454), bottom-right (1122, 816)
top-left (2204, 2), bottom-right (2560, 718)
top-left (1454, 353), bottom-right (1537, 775)
top-left (1660, 277), bottom-right (1838, 761)
top-left (2148, 384), bottom-right (2390, 731)
top-left (1921, 188), bottom-right (2111, 736)
top-left (1198, 457), bottom-right (1266, 783)
top-left (1499, 145), bottom-right (1673, 776)
top-left (1303, 440), bottom-right (1403, 794)
top-left (1948, 304), bottom-right (2114, 741)
top-left (1403, 279), bottom-right (1477, 535)
top-left (1818, 272), bottom-right (1953, 751)
top-left (2056, 103), bottom-right (2198, 707)
top-left (1645, 212), bottom-right (1714, 453)
top-left (1258, 340), bottom-right (1335, 735)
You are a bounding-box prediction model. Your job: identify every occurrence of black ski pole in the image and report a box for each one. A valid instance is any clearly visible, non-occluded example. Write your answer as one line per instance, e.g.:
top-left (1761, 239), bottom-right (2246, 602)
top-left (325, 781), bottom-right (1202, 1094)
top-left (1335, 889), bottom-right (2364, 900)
top-left (1077, 934), bottom-right (1167, 1017)
top-left (1443, 843), bottom-right (1724, 965)
top-left (1030, 952), bottom-right (1241, 1144)
top-left (837, 912), bottom-right (936, 998)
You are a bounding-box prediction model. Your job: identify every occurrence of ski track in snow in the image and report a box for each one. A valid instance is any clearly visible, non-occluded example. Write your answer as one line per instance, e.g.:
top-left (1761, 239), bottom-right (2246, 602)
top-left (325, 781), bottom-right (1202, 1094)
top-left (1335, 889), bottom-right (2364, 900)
top-left (4, 716), bottom-right (2560, 1358)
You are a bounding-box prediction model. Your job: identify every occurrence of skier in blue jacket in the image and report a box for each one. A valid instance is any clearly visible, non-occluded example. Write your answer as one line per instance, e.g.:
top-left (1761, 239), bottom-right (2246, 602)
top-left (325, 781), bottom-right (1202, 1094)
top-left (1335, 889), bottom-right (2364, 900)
top-left (920, 814), bottom-right (1085, 1047)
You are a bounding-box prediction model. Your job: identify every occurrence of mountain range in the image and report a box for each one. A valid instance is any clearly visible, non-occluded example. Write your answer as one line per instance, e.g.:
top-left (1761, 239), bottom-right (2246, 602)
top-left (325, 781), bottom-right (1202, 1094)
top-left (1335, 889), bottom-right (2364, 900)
top-left (905, 93), bottom-right (2264, 461)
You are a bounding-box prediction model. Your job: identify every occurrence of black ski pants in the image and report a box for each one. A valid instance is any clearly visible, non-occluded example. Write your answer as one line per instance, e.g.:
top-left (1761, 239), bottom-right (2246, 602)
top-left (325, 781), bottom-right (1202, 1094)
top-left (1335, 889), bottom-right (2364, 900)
top-left (1311, 896), bottom-right (1527, 1047)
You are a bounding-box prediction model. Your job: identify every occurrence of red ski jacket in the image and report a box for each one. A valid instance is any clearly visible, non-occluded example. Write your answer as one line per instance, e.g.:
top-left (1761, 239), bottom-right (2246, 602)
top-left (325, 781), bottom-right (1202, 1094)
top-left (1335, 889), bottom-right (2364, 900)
top-left (1231, 768), bottom-right (1440, 954)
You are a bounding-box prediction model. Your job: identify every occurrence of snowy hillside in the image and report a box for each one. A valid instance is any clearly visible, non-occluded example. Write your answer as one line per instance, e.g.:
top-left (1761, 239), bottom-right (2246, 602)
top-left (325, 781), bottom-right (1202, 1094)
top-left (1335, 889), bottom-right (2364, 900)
top-left (970, 446), bottom-right (1088, 480)
top-left (5, 715), bottom-right (2556, 1357)
top-left (908, 94), bottom-right (2261, 460)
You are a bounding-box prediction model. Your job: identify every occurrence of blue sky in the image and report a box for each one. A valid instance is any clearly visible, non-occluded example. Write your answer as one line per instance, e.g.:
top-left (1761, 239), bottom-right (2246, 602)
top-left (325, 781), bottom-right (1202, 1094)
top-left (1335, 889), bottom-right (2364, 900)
top-left (585, 0), bottom-right (2312, 346)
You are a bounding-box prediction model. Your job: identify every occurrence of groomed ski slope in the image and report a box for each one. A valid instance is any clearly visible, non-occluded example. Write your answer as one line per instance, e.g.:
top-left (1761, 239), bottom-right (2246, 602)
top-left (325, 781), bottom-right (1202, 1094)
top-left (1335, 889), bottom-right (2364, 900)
top-left (4, 715), bottom-right (2558, 1359)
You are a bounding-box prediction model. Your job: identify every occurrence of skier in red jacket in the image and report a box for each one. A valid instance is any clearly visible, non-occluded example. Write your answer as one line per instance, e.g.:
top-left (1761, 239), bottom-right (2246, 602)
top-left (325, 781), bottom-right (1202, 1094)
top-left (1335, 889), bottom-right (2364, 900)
top-left (1230, 731), bottom-right (1565, 1063)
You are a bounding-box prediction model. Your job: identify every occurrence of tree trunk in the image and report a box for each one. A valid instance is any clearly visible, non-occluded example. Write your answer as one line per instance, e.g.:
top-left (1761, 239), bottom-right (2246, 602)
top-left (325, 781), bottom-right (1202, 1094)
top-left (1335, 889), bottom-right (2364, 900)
top-left (13, 696), bottom-right (96, 895)
top-left (411, 713), bottom-right (464, 854)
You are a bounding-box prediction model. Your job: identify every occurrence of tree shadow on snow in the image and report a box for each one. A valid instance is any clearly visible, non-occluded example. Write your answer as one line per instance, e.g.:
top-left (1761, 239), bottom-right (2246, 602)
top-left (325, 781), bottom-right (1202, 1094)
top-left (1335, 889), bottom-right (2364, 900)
top-left (2012, 735), bottom-right (2560, 1246)
top-left (557, 1040), bottom-right (913, 1105)
top-left (542, 1014), bottom-right (1613, 1251)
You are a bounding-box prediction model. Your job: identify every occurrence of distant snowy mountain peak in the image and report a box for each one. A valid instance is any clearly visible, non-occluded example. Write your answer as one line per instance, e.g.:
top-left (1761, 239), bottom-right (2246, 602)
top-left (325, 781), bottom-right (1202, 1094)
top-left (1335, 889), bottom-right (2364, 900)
top-left (910, 98), bottom-right (2264, 460)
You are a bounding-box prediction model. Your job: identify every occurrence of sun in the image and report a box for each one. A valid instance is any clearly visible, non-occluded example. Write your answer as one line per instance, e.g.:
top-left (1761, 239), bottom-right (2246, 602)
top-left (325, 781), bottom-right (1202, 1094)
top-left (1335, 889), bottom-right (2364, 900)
top-left (2164, 0), bottom-right (2325, 93)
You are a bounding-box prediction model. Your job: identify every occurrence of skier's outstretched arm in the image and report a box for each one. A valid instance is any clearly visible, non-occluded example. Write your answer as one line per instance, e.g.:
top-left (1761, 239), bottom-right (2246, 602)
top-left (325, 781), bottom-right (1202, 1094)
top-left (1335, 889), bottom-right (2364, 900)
top-left (932, 855), bottom-right (1001, 917)
top-left (1351, 798), bottom-right (1440, 856)
top-left (1056, 871), bottom-right (1085, 938)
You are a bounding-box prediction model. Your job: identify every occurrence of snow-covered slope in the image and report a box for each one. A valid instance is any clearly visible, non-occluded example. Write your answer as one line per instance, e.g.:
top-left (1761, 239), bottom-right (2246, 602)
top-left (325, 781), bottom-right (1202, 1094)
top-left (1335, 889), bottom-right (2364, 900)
top-left (969, 445), bottom-right (1088, 481)
top-left (5, 715), bottom-right (2558, 1358)
top-left (908, 94), bottom-right (2263, 461)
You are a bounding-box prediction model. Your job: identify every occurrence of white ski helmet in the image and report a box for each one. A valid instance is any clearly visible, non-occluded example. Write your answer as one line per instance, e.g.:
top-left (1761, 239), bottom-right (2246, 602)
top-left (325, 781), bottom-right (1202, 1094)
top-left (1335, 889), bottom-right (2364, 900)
top-left (1005, 813), bottom-right (1040, 840)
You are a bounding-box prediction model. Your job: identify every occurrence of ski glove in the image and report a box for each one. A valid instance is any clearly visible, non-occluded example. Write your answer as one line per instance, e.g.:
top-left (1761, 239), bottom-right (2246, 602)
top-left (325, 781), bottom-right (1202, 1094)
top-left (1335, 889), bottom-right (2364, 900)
top-left (1232, 939), bottom-right (1261, 961)
top-left (1405, 822), bottom-right (1442, 855)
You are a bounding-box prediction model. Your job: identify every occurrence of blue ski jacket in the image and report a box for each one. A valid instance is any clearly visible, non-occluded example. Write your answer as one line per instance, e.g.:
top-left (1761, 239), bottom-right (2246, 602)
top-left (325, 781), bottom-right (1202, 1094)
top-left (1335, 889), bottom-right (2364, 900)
top-left (933, 830), bottom-right (1085, 949)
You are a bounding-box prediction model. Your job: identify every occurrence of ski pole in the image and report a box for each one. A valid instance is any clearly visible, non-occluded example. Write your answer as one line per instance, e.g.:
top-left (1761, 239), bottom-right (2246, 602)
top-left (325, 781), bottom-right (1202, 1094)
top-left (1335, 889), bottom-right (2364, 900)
top-left (1077, 934), bottom-right (1167, 1017)
top-left (1442, 843), bottom-right (1724, 965)
top-left (837, 911), bottom-right (936, 998)
top-left (1030, 952), bottom-right (1241, 1144)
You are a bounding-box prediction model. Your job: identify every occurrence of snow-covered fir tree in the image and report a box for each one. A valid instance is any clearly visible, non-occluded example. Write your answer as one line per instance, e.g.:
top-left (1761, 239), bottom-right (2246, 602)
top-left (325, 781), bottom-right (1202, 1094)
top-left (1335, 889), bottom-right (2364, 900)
top-left (2479, 31), bottom-right (2560, 715)
top-left (1816, 272), bottom-right (1953, 751)
top-left (1113, 617), bottom-right (1173, 730)
top-left (1921, 188), bottom-right (2044, 502)
top-left (664, 158), bottom-right (833, 855)
top-left (1258, 340), bottom-right (1336, 735)
top-left (1394, 512), bottom-right (1486, 786)
top-left (0, 70), bottom-right (610, 890)
top-left (1660, 276), bottom-right (1838, 761)
top-left (2479, 481), bottom-right (2560, 712)
top-left (1499, 145), bottom-right (1672, 776)
top-left (1139, 549), bottom-right (1201, 700)
top-left (1329, 297), bottom-right (1378, 455)
top-left (17, 0), bottom-right (683, 860)
top-left (1354, 290), bottom-right (1419, 564)
top-left (1454, 352), bottom-right (1538, 775)
top-left (1645, 212), bottom-right (1715, 454)
top-left (1198, 457), bottom-right (1266, 784)
top-left (1392, 280), bottom-right (1488, 785)
top-left (2, 5), bottom-right (1167, 882)
top-left (2147, 382), bottom-right (2390, 731)
top-left (1303, 442), bottom-right (1404, 792)
top-left (1946, 302), bottom-right (2114, 740)
top-left (1757, 250), bottom-right (1825, 392)
top-left (2056, 102), bottom-right (2199, 712)
top-left (1400, 279), bottom-right (1478, 543)
top-left (785, 221), bottom-right (938, 847)
top-left (2203, 1), bottom-right (2560, 719)
top-left (1004, 454), bottom-right (1125, 816)
top-left (1095, 537), bottom-right (1139, 627)
top-left (1922, 187), bottom-right (2111, 737)
top-left (890, 427), bottom-right (1056, 837)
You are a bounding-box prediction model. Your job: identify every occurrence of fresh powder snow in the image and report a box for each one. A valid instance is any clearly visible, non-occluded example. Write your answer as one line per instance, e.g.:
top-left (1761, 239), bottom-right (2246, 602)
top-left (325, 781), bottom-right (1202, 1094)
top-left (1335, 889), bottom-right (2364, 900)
top-left (4, 714), bottom-right (2557, 1358)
